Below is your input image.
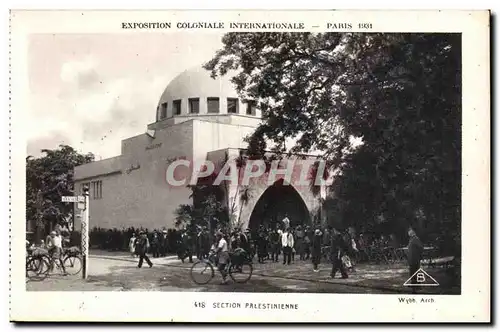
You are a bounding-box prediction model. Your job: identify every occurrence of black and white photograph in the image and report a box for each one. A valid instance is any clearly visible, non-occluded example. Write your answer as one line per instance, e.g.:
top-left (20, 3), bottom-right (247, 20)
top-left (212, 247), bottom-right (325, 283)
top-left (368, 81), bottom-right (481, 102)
top-left (10, 10), bottom-right (489, 322)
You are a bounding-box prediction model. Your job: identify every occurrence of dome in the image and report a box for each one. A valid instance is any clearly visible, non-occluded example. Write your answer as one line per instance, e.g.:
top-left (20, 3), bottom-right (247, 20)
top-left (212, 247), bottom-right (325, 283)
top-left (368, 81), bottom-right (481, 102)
top-left (156, 65), bottom-right (246, 120)
top-left (159, 66), bottom-right (238, 104)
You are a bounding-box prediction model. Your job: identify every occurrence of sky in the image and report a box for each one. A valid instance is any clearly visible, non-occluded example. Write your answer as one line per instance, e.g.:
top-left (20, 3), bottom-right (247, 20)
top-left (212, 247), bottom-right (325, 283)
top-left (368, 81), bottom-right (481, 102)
top-left (27, 33), bottom-right (224, 160)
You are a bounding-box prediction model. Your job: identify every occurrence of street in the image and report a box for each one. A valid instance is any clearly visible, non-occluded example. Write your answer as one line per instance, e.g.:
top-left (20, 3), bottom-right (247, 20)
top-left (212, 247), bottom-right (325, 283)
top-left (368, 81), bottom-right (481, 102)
top-left (26, 251), bottom-right (460, 294)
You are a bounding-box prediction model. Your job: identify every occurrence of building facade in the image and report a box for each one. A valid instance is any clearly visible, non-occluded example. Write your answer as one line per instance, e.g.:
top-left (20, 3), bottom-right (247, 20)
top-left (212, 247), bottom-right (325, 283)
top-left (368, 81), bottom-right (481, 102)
top-left (74, 66), bottom-right (326, 231)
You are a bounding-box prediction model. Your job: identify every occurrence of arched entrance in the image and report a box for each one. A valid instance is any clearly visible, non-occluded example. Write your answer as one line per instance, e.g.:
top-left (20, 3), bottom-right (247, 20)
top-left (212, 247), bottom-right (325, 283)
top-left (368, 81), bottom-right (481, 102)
top-left (248, 179), bottom-right (311, 230)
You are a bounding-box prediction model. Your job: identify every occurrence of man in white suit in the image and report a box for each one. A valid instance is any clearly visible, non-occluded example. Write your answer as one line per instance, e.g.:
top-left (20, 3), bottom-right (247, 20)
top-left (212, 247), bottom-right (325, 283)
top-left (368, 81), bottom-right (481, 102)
top-left (281, 227), bottom-right (294, 265)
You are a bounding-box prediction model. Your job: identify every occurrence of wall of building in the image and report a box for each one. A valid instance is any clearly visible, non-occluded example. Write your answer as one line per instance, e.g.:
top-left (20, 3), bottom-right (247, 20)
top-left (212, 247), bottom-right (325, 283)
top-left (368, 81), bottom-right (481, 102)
top-left (192, 120), bottom-right (256, 161)
top-left (74, 121), bottom-right (195, 230)
top-left (148, 113), bottom-right (261, 132)
top-left (74, 156), bottom-right (122, 181)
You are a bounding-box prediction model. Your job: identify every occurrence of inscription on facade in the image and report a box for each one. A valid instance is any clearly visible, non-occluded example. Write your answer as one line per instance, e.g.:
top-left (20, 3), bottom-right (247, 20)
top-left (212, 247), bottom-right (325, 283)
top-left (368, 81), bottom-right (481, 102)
top-left (146, 143), bottom-right (162, 150)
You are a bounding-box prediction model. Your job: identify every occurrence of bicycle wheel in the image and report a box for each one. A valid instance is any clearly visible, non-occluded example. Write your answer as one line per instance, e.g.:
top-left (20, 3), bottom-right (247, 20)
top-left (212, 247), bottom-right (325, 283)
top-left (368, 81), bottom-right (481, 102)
top-left (190, 261), bottom-right (214, 285)
top-left (64, 255), bottom-right (83, 275)
top-left (40, 255), bottom-right (52, 275)
top-left (229, 262), bottom-right (253, 283)
top-left (26, 256), bottom-right (48, 280)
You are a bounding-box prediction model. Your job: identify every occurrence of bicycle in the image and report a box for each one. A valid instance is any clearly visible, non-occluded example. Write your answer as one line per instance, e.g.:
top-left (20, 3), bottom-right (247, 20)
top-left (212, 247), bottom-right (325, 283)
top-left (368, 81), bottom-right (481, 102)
top-left (61, 247), bottom-right (83, 275)
top-left (26, 249), bottom-right (50, 281)
top-left (190, 249), bottom-right (253, 285)
top-left (37, 247), bottom-right (83, 276)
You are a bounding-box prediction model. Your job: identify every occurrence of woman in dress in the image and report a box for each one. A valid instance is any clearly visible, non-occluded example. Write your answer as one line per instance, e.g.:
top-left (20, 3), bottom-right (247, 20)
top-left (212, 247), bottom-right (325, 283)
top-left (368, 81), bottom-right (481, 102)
top-left (129, 233), bottom-right (137, 257)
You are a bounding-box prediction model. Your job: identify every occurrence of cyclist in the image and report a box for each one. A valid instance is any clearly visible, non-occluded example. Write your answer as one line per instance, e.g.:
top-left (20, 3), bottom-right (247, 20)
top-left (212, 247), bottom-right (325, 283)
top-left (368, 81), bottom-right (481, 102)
top-left (214, 231), bottom-right (230, 284)
top-left (47, 230), bottom-right (67, 275)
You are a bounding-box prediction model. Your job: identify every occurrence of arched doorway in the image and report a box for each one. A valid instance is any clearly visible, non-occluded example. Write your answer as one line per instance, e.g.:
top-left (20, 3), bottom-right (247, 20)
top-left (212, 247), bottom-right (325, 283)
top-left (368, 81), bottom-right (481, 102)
top-left (248, 179), bottom-right (311, 230)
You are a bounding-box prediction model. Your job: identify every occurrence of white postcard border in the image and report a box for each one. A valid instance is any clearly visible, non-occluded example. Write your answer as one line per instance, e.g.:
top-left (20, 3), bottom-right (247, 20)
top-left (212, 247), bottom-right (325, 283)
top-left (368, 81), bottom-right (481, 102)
top-left (9, 10), bottom-right (490, 322)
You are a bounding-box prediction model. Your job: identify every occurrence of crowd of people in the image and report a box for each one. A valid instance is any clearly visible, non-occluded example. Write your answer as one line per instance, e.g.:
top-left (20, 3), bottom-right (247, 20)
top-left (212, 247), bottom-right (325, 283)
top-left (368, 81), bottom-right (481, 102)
top-left (28, 221), bottom-right (429, 290)
top-left (89, 222), bottom-right (415, 280)
top-left (90, 227), bottom-right (182, 256)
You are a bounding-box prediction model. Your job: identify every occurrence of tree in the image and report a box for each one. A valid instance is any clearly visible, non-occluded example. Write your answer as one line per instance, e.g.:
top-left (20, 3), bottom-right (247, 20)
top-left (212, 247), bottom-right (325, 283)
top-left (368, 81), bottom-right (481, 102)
top-left (26, 145), bottom-right (94, 242)
top-left (174, 184), bottom-right (228, 235)
top-left (205, 33), bottom-right (461, 244)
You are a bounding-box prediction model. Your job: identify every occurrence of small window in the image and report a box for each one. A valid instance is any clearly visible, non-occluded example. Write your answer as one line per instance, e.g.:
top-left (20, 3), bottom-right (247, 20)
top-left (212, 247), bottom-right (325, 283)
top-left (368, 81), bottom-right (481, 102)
top-left (173, 99), bottom-right (182, 115)
top-left (227, 98), bottom-right (239, 114)
top-left (246, 100), bottom-right (257, 115)
top-left (189, 98), bottom-right (200, 114)
top-left (160, 102), bottom-right (168, 119)
top-left (92, 180), bottom-right (102, 199)
top-left (207, 97), bottom-right (220, 113)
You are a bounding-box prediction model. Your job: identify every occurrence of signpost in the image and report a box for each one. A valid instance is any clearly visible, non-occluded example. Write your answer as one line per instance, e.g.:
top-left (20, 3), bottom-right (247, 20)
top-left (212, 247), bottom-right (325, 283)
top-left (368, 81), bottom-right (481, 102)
top-left (61, 196), bottom-right (85, 203)
top-left (61, 189), bottom-right (89, 279)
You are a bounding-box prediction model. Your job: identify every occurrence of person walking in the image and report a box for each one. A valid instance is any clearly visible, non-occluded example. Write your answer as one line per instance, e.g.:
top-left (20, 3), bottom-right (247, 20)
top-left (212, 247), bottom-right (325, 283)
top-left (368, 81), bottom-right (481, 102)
top-left (330, 228), bottom-right (348, 279)
top-left (407, 227), bottom-right (424, 294)
top-left (311, 229), bottom-right (323, 272)
top-left (281, 227), bottom-right (294, 265)
top-left (136, 231), bottom-right (153, 268)
top-left (178, 229), bottom-right (194, 263)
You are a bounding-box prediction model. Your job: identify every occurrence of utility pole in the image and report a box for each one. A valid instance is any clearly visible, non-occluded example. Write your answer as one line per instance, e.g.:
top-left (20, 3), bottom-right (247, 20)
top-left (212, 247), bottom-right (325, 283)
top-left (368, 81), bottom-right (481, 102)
top-left (81, 185), bottom-right (90, 279)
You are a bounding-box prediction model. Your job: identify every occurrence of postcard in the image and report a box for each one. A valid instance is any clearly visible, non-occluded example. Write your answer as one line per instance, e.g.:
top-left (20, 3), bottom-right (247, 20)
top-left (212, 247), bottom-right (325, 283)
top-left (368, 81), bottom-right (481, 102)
top-left (10, 9), bottom-right (490, 322)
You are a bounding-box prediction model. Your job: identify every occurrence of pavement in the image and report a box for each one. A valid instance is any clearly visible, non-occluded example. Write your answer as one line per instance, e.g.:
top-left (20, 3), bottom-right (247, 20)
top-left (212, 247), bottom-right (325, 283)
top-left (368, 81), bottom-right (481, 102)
top-left (26, 250), bottom-right (460, 294)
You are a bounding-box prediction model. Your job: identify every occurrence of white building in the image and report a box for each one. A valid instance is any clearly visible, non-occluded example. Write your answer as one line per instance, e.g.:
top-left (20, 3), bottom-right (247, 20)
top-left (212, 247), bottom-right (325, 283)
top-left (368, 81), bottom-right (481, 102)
top-left (74, 66), bottom-right (325, 231)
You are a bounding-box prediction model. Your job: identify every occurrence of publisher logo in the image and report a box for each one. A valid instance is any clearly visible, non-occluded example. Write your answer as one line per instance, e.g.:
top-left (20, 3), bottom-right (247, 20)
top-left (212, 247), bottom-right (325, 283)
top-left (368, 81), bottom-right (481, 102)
top-left (403, 268), bottom-right (439, 287)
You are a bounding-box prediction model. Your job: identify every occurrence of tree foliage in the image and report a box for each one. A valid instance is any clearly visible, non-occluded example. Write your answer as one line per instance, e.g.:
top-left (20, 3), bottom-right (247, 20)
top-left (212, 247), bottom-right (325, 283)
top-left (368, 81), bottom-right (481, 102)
top-left (205, 33), bottom-right (461, 243)
top-left (174, 185), bottom-right (229, 234)
top-left (26, 145), bottom-right (94, 240)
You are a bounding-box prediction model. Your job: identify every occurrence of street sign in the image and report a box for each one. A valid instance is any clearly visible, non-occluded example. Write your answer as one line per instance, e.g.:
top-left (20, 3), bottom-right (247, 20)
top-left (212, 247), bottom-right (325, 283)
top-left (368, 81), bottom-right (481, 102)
top-left (61, 196), bottom-right (85, 203)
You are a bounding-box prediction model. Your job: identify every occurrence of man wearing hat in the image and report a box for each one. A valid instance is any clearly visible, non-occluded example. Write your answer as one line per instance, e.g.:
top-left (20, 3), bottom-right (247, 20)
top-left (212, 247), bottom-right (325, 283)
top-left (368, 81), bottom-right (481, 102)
top-left (151, 231), bottom-right (160, 258)
top-left (197, 226), bottom-right (210, 260)
top-left (407, 226), bottom-right (423, 294)
top-left (136, 231), bottom-right (153, 268)
top-left (330, 228), bottom-right (348, 279)
top-left (281, 227), bottom-right (294, 265)
top-left (311, 229), bottom-right (323, 272)
top-left (269, 225), bottom-right (281, 262)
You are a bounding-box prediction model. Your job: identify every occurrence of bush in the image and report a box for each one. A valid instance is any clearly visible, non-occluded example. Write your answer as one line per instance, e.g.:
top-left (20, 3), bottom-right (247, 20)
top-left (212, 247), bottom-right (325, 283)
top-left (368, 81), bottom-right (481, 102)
top-left (69, 231), bottom-right (81, 248)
